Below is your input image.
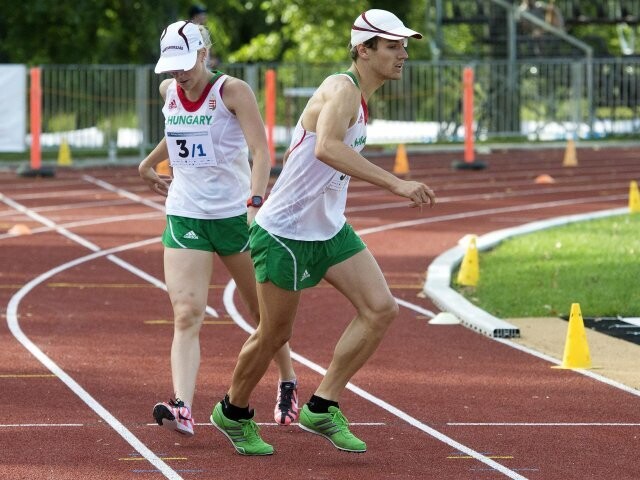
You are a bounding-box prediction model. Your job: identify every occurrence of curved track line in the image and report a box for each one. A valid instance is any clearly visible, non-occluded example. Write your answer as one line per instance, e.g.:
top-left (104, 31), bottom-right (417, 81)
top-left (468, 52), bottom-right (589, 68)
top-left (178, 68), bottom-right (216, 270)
top-left (6, 238), bottom-right (183, 480)
top-left (83, 175), bottom-right (632, 476)
top-left (0, 192), bottom-right (199, 308)
top-left (82, 174), bottom-right (632, 477)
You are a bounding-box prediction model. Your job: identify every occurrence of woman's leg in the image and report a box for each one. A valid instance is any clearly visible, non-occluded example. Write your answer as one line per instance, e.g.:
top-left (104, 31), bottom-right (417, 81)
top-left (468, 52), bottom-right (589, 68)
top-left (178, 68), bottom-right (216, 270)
top-left (164, 247), bottom-right (213, 406)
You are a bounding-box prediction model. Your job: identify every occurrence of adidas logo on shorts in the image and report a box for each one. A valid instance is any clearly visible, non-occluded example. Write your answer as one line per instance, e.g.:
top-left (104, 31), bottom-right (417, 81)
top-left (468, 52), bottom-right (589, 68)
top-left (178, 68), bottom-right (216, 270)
top-left (300, 269), bottom-right (310, 281)
top-left (183, 230), bottom-right (199, 240)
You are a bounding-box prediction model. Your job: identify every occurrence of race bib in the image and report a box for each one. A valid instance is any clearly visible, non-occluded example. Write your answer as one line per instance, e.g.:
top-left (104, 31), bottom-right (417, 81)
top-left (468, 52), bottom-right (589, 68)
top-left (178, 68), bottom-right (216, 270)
top-left (326, 170), bottom-right (350, 191)
top-left (166, 130), bottom-right (217, 167)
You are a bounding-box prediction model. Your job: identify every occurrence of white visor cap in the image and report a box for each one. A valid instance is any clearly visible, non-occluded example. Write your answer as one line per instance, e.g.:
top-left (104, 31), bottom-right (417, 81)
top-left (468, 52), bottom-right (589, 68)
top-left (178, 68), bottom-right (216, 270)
top-left (154, 21), bottom-right (204, 74)
top-left (350, 9), bottom-right (422, 48)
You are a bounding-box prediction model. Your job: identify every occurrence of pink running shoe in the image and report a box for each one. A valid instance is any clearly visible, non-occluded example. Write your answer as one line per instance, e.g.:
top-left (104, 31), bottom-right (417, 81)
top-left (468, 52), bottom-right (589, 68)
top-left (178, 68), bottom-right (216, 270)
top-left (274, 381), bottom-right (299, 425)
top-left (153, 398), bottom-right (195, 437)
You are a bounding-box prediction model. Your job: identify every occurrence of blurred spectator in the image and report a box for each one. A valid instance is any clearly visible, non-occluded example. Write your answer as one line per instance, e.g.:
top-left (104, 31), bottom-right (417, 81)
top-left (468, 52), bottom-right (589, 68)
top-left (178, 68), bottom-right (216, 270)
top-left (188, 5), bottom-right (220, 69)
top-left (518, 0), bottom-right (565, 56)
top-left (189, 4), bottom-right (208, 25)
top-left (519, 0), bottom-right (564, 35)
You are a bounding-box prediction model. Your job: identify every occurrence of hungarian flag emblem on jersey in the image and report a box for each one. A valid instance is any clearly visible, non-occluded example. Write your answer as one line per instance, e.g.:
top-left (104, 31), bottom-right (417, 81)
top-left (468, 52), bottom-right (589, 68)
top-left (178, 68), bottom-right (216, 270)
top-left (209, 98), bottom-right (216, 110)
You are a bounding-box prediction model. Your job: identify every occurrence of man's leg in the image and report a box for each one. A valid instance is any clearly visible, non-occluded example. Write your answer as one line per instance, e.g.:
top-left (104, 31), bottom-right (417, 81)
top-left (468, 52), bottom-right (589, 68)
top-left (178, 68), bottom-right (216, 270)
top-left (210, 280), bottom-right (300, 455)
top-left (318, 248), bottom-right (398, 401)
top-left (221, 251), bottom-right (297, 383)
top-left (221, 252), bottom-right (300, 425)
top-left (297, 248), bottom-right (397, 452)
top-left (227, 280), bottom-right (301, 407)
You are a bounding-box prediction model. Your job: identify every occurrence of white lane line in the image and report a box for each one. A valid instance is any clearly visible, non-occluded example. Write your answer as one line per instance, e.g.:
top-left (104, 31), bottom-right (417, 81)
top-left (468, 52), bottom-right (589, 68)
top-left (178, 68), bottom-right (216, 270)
top-left (0, 424), bottom-right (84, 428)
top-left (448, 423), bottom-right (640, 426)
top-left (394, 297), bottom-right (436, 318)
top-left (82, 175), bottom-right (166, 212)
top-left (346, 182), bottom-right (630, 213)
top-left (0, 198), bottom-right (133, 217)
top-left (0, 211), bottom-right (163, 240)
top-left (494, 338), bottom-right (640, 398)
top-left (222, 281), bottom-right (526, 480)
top-left (0, 193), bottom-right (191, 309)
top-left (356, 194), bottom-right (626, 236)
top-left (6, 238), bottom-right (183, 480)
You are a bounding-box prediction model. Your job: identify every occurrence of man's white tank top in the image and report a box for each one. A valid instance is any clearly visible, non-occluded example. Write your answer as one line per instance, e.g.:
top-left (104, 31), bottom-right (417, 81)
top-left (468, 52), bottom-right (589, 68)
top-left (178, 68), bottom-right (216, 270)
top-left (255, 73), bottom-right (368, 241)
top-left (163, 73), bottom-right (250, 219)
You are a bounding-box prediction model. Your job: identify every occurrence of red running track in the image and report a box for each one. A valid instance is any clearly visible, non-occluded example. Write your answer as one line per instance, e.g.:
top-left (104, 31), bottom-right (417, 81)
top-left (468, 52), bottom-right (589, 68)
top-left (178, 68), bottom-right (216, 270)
top-left (1, 145), bottom-right (639, 480)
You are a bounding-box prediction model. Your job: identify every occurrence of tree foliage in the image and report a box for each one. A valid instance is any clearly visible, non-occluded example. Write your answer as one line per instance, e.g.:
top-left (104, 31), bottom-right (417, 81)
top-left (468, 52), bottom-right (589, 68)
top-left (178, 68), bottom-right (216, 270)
top-left (0, 0), bottom-right (425, 65)
top-left (0, 1), bottom-right (624, 65)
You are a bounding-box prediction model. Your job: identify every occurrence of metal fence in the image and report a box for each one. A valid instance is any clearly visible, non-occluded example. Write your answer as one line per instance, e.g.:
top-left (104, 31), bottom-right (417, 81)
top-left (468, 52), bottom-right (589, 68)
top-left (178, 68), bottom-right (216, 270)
top-left (36, 57), bottom-right (640, 160)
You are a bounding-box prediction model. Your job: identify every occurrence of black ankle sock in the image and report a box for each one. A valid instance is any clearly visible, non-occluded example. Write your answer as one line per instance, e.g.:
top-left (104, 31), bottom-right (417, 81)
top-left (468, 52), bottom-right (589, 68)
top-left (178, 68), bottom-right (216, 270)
top-left (221, 394), bottom-right (252, 421)
top-left (307, 394), bottom-right (339, 414)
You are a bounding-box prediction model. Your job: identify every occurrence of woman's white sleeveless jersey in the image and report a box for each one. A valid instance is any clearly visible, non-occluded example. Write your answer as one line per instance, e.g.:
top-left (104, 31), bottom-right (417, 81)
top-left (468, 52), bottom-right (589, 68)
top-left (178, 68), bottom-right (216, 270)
top-left (163, 73), bottom-right (250, 219)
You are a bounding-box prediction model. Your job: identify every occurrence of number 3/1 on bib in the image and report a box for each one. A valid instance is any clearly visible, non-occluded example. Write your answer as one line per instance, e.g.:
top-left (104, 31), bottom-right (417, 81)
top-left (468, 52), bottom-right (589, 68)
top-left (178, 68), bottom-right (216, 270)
top-left (167, 131), bottom-right (217, 167)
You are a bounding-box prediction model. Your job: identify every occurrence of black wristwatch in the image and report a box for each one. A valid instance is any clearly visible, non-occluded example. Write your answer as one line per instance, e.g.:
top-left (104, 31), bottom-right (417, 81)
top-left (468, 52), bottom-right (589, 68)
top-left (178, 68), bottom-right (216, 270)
top-left (247, 195), bottom-right (264, 208)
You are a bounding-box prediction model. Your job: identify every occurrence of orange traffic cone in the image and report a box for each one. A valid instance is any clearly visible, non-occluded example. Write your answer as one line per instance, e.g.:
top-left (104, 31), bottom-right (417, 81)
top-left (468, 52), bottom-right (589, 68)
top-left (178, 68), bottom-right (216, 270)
top-left (393, 144), bottom-right (410, 176)
top-left (563, 139), bottom-right (577, 167)
top-left (8, 224), bottom-right (32, 235)
top-left (156, 159), bottom-right (170, 176)
top-left (534, 174), bottom-right (555, 184)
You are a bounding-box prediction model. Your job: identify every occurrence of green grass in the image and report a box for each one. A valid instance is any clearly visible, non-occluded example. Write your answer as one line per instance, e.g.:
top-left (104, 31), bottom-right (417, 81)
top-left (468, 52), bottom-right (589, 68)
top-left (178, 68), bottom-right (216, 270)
top-left (454, 213), bottom-right (640, 319)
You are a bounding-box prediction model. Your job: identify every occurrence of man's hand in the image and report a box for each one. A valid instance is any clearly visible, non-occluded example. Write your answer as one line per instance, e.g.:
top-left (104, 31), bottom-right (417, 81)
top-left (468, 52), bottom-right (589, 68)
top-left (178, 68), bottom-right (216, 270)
top-left (391, 179), bottom-right (436, 209)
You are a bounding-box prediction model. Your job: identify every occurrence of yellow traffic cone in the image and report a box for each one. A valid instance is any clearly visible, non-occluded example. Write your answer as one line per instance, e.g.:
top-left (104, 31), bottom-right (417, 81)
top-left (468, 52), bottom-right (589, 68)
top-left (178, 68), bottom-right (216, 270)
top-left (156, 159), bottom-right (170, 176)
top-left (562, 139), bottom-right (577, 167)
top-left (57, 138), bottom-right (72, 166)
top-left (393, 144), bottom-right (410, 176)
top-left (457, 235), bottom-right (479, 287)
top-left (552, 303), bottom-right (592, 369)
top-left (629, 180), bottom-right (640, 213)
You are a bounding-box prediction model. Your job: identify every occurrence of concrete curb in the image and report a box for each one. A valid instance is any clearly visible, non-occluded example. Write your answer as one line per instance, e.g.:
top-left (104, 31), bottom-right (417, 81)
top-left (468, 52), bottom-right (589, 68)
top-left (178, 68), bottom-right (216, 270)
top-left (423, 207), bottom-right (629, 338)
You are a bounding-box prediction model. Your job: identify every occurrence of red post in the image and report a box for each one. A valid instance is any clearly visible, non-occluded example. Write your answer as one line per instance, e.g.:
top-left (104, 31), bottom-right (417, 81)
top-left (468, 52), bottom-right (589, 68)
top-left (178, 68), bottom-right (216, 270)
top-left (30, 67), bottom-right (42, 170)
top-left (452, 66), bottom-right (485, 170)
top-left (265, 69), bottom-right (276, 167)
top-left (463, 67), bottom-right (475, 164)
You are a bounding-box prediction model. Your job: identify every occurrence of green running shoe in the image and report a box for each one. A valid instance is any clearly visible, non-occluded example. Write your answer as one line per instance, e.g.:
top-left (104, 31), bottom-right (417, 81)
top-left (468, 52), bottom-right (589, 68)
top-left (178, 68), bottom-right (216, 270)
top-left (298, 404), bottom-right (367, 452)
top-left (210, 402), bottom-right (274, 455)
